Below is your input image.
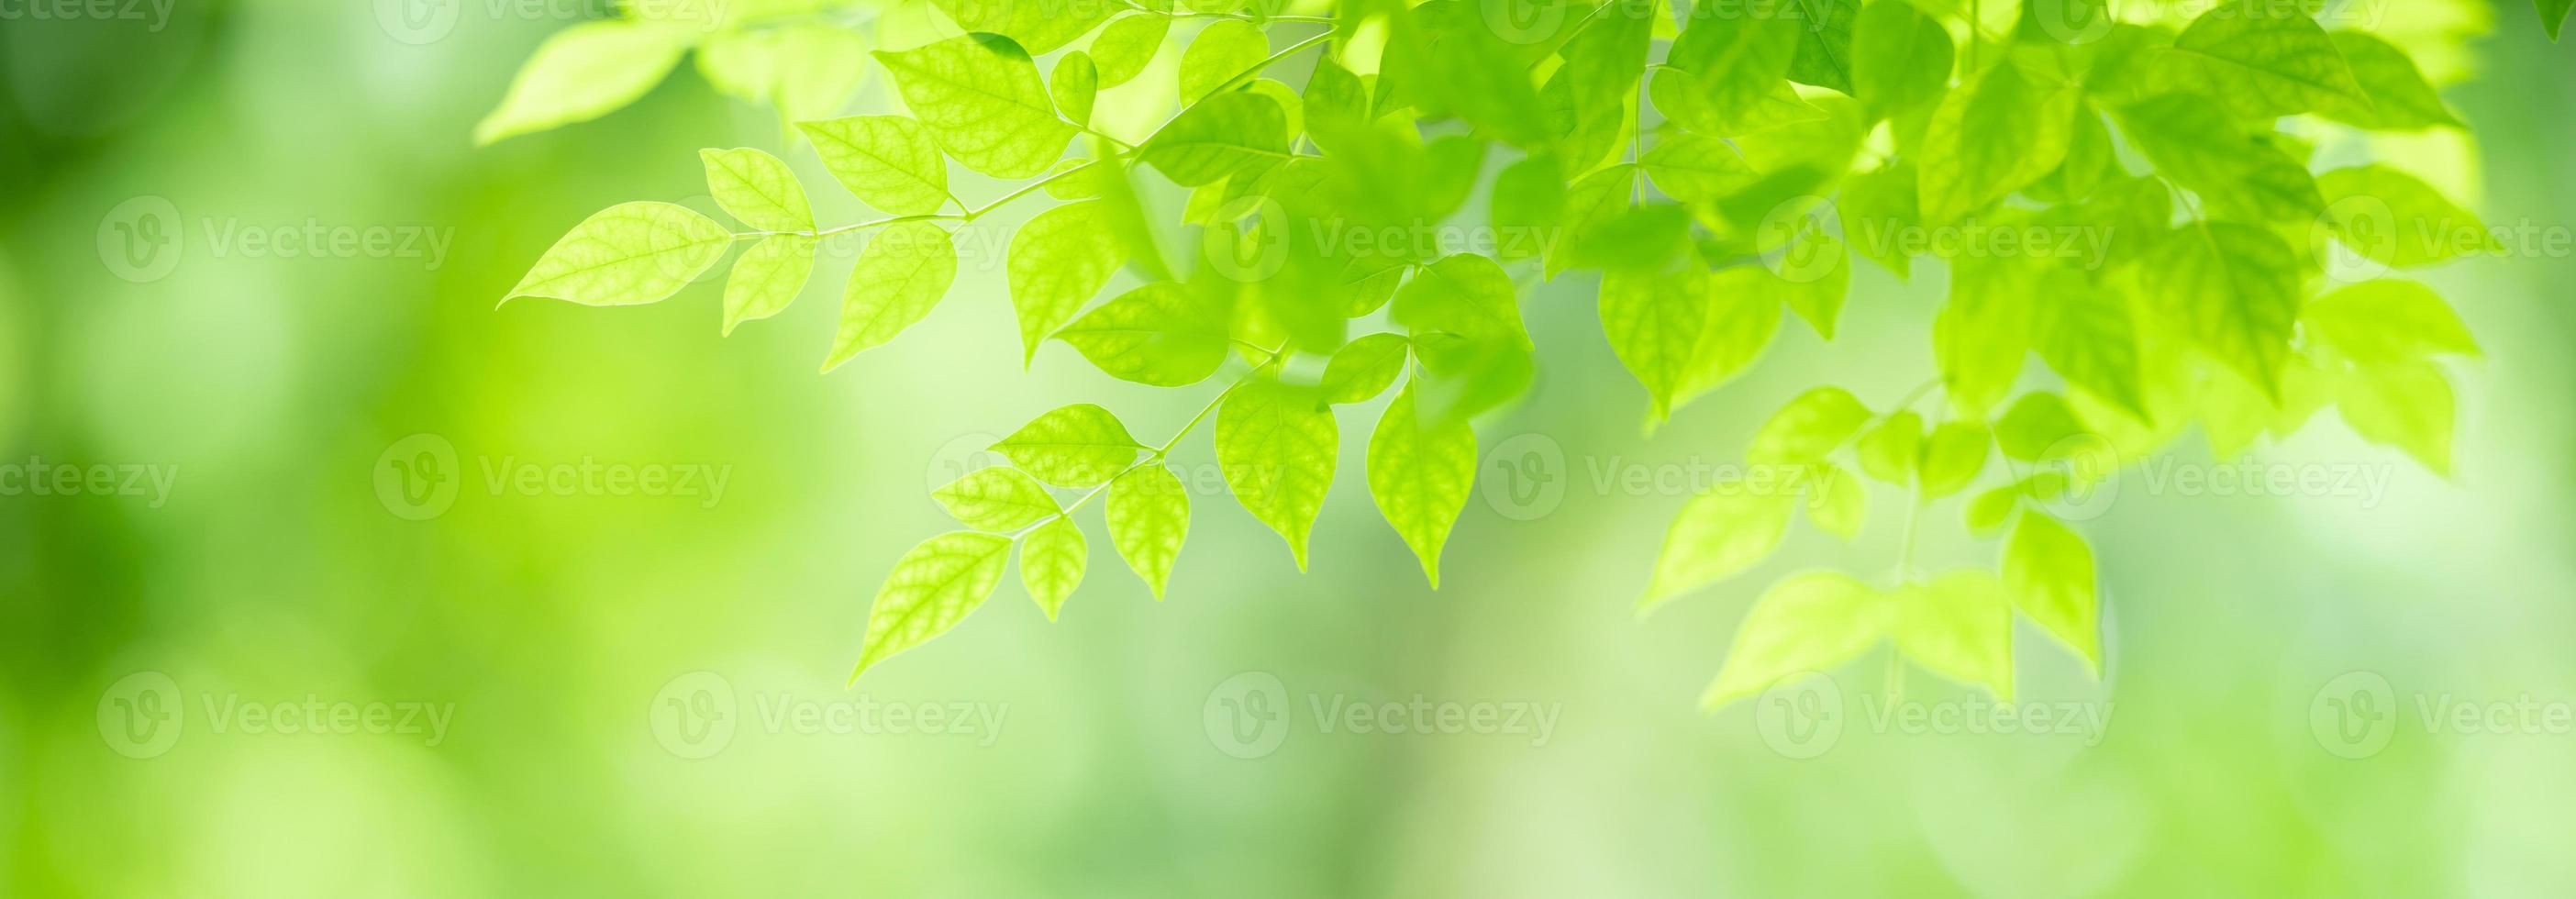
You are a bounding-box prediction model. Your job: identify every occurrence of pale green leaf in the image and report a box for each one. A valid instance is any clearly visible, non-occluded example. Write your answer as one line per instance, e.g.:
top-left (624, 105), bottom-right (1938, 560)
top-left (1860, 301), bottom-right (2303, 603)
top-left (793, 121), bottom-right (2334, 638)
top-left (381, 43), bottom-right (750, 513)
top-left (1994, 393), bottom-right (2087, 461)
top-left (1392, 254), bottom-right (1529, 348)
top-left (929, 0), bottom-right (1112, 54)
top-left (993, 404), bottom-right (1147, 487)
top-left (1916, 63), bottom-right (2081, 225)
top-left (1747, 386), bottom-right (1871, 466)
top-left (1849, 0), bottom-right (1952, 120)
top-left (1138, 92), bottom-right (1292, 187)
top-left (1651, 7), bottom-right (1802, 137)
top-left (1319, 333), bottom-right (1411, 405)
top-left (1894, 570), bottom-right (2014, 701)
top-left (2031, 272), bottom-right (2148, 420)
top-left (1365, 383), bottom-right (1479, 586)
top-left (875, 34), bottom-right (1074, 179)
top-left (1858, 411), bottom-right (1924, 485)
top-left (475, 20), bottom-right (692, 145)
top-left (1787, 0), bottom-right (1857, 94)
top-left (2303, 280), bottom-right (2480, 366)
top-left (2338, 360), bottom-right (2455, 474)
top-left (825, 220), bottom-right (958, 371)
top-left (1106, 463), bottom-right (1190, 599)
top-left (503, 201), bottom-right (731, 306)
top-left (1216, 382), bottom-right (1338, 569)
top-left (1600, 266), bottom-right (1712, 421)
top-left (721, 235), bottom-right (816, 334)
top-left (2164, 6), bottom-right (2367, 118)
top-left (697, 24), bottom-right (869, 122)
top-left (851, 531), bottom-right (1015, 678)
top-left (2139, 222), bottom-right (2301, 400)
top-left (2003, 514), bottom-right (2101, 675)
top-left (1089, 14), bottom-right (1170, 88)
top-left (1640, 134), bottom-right (1759, 204)
top-left (1008, 200), bottom-right (1126, 362)
top-left (1019, 516), bottom-right (1087, 620)
top-left (1917, 421), bottom-right (1990, 500)
top-left (699, 147), bottom-right (814, 232)
top-left (2315, 30), bottom-right (2461, 130)
top-left (1054, 281), bottom-right (1230, 386)
top-left (1934, 254), bottom-right (2035, 419)
top-left (2316, 165), bottom-right (2494, 270)
top-left (2114, 95), bottom-right (2321, 225)
top-left (932, 467), bottom-right (1061, 531)
top-left (1641, 488), bottom-right (1797, 612)
top-left (1052, 51), bottom-right (1099, 128)
top-left (1180, 19), bottom-right (1269, 103)
top-left (1701, 572), bottom-right (1887, 710)
top-left (798, 116), bottom-right (951, 216)
top-left (1807, 463), bottom-right (1865, 539)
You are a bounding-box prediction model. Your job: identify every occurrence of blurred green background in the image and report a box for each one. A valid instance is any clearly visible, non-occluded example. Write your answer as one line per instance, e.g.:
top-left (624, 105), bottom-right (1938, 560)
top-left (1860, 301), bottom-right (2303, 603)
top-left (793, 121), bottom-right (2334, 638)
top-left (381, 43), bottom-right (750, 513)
top-left (6, 0), bottom-right (2575, 895)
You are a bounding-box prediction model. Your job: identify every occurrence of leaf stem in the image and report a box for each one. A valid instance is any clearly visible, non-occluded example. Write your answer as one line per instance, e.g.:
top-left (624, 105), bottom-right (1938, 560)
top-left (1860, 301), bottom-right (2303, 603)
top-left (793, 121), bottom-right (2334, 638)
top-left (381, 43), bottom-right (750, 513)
top-left (1039, 346), bottom-right (1288, 527)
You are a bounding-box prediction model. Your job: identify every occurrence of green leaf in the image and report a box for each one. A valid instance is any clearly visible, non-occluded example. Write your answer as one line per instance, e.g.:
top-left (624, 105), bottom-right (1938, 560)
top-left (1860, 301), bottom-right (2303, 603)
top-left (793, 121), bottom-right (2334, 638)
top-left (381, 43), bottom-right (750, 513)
top-left (2113, 95), bottom-right (2320, 225)
top-left (1747, 386), bottom-right (1871, 466)
top-left (721, 235), bottom-right (816, 334)
top-left (2139, 222), bottom-right (2301, 400)
top-left (2003, 514), bottom-right (2100, 675)
top-left (1651, 6), bottom-right (1803, 137)
top-left (1894, 570), bottom-right (2014, 701)
top-left (1180, 18), bottom-right (1269, 103)
top-left (1857, 411), bottom-right (1923, 485)
top-left (1019, 516), bottom-right (1088, 620)
top-left (502, 202), bottom-right (731, 306)
top-left (1319, 333), bottom-right (1412, 405)
top-left (1773, 231), bottom-right (1850, 339)
top-left (1787, 0), bottom-right (1858, 94)
top-left (929, 0), bottom-right (1113, 54)
top-left (2338, 360), bottom-right (2455, 474)
top-left (1839, 163), bottom-right (1920, 278)
top-left (474, 20), bottom-right (692, 145)
top-left (1365, 383), bottom-right (1479, 586)
top-left (1105, 463), bottom-right (1190, 599)
top-left (1008, 201), bottom-right (1126, 363)
top-left (1392, 254), bottom-right (1529, 348)
top-left (1807, 463), bottom-right (1865, 539)
top-left (2163, 5), bottom-right (2367, 118)
top-left (1054, 282), bottom-right (1230, 386)
top-left (2316, 165), bottom-right (2494, 270)
top-left (697, 24), bottom-right (869, 123)
top-left (1917, 421), bottom-right (1988, 499)
top-left (2546, 0), bottom-right (2576, 41)
top-left (1139, 92), bottom-right (1292, 187)
top-left (1641, 133), bottom-right (1760, 205)
top-left (1089, 14), bottom-right (1170, 88)
top-left (1641, 488), bottom-right (1797, 613)
top-left (851, 531), bottom-right (1015, 678)
top-left (1916, 63), bottom-right (2081, 225)
top-left (2303, 281), bottom-right (2480, 367)
top-left (1547, 164), bottom-right (1638, 278)
top-left (1993, 393), bottom-right (2087, 461)
top-left (1934, 254), bottom-right (2035, 419)
top-left (2031, 272), bottom-right (2148, 420)
top-left (1051, 51), bottom-right (1099, 128)
top-left (932, 467), bottom-right (1061, 532)
top-left (875, 34), bottom-right (1074, 179)
top-left (799, 116), bottom-right (951, 216)
top-left (825, 220), bottom-right (958, 371)
top-left (1599, 266), bottom-right (1713, 422)
top-left (993, 404), bottom-right (1147, 487)
top-left (2315, 31), bottom-right (2461, 130)
top-left (1216, 382), bottom-right (1338, 569)
top-left (1850, 0), bottom-right (1952, 120)
top-left (1965, 483), bottom-right (2022, 534)
top-left (1701, 572), bottom-right (1886, 710)
top-left (699, 147), bottom-right (815, 232)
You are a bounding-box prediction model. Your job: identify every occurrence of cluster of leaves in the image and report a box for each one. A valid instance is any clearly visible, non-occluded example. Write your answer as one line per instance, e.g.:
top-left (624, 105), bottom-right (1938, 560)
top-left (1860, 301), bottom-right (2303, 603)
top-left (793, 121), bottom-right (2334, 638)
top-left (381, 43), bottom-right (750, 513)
top-left (489, 0), bottom-right (2519, 701)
